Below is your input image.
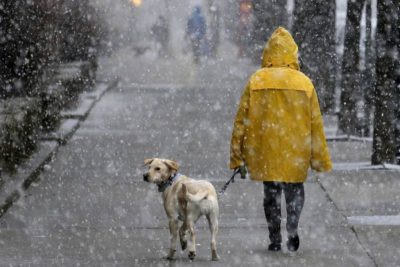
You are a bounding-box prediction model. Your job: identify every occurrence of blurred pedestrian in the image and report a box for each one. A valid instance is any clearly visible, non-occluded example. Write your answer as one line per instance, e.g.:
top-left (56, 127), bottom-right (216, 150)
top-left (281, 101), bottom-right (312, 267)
top-left (151, 15), bottom-right (169, 57)
top-left (207, 1), bottom-right (220, 58)
top-left (237, 0), bottom-right (252, 58)
top-left (230, 27), bottom-right (332, 252)
top-left (186, 6), bottom-right (207, 64)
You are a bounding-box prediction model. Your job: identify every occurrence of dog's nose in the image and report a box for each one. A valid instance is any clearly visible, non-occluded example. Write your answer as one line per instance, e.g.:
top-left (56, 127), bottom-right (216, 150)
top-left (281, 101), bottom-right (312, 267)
top-left (143, 174), bottom-right (149, 182)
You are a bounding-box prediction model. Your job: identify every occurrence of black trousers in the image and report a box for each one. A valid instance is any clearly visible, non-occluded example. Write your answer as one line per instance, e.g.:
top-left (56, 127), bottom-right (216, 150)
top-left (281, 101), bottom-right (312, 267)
top-left (263, 181), bottom-right (305, 244)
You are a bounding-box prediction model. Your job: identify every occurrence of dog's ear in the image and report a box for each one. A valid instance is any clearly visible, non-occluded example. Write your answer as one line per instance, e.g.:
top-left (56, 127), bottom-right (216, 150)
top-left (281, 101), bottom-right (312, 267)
top-left (143, 158), bottom-right (154, 166)
top-left (163, 160), bottom-right (179, 171)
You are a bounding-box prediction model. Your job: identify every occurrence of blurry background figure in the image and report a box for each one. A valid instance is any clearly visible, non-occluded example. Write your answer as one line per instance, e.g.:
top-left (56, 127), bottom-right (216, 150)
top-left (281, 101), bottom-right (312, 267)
top-left (237, 0), bottom-right (252, 58)
top-left (251, 0), bottom-right (288, 63)
top-left (185, 6), bottom-right (207, 64)
top-left (207, 1), bottom-right (220, 58)
top-left (151, 15), bottom-right (170, 58)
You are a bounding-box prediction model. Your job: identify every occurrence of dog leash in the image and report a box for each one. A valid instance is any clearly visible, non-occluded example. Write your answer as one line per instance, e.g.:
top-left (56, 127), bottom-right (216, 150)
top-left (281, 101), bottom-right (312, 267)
top-left (218, 169), bottom-right (241, 195)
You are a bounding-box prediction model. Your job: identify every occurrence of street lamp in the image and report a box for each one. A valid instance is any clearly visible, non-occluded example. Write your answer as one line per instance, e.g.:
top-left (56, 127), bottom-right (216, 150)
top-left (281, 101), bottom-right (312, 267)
top-left (131, 0), bottom-right (142, 7)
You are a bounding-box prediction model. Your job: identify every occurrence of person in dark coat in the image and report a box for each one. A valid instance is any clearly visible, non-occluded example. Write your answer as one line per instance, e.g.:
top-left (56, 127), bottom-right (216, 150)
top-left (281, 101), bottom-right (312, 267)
top-left (186, 6), bottom-right (207, 63)
top-left (207, 1), bottom-right (220, 58)
top-left (151, 16), bottom-right (169, 57)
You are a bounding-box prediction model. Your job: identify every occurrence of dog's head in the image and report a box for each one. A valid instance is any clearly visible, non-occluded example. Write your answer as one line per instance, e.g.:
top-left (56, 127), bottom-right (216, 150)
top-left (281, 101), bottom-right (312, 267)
top-left (143, 158), bottom-right (180, 184)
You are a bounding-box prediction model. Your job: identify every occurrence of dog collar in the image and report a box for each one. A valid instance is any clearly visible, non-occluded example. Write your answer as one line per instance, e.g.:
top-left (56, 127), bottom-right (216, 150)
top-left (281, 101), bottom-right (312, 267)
top-left (157, 173), bottom-right (179, 193)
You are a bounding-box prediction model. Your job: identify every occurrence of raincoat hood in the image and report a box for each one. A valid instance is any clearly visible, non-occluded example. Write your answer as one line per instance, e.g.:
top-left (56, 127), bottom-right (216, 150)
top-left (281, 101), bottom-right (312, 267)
top-left (262, 27), bottom-right (299, 70)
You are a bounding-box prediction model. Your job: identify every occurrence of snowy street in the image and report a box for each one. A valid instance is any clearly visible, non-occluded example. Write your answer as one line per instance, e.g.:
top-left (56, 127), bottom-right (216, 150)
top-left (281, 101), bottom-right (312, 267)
top-left (0, 44), bottom-right (399, 266)
top-left (1, 0), bottom-right (400, 266)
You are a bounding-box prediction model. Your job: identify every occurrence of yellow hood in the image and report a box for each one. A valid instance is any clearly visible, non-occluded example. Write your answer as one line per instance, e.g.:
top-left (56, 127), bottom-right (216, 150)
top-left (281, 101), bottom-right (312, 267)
top-left (262, 27), bottom-right (299, 70)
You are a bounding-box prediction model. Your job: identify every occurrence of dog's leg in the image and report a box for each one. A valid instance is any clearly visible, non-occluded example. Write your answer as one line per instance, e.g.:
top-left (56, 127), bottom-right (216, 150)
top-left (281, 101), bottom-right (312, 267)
top-left (166, 219), bottom-right (178, 260)
top-left (179, 224), bottom-right (188, 251)
top-left (186, 217), bottom-right (196, 261)
top-left (178, 187), bottom-right (188, 251)
top-left (207, 211), bottom-right (219, 261)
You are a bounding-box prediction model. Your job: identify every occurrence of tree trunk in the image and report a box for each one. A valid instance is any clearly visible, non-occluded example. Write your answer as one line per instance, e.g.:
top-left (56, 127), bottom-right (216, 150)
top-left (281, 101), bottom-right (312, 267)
top-left (371, 0), bottom-right (398, 164)
top-left (292, 0), bottom-right (336, 113)
top-left (392, 0), bottom-right (400, 163)
top-left (338, 0), bottom-right (364, 135)
top-left (361, 0), bottom-right (375, 137)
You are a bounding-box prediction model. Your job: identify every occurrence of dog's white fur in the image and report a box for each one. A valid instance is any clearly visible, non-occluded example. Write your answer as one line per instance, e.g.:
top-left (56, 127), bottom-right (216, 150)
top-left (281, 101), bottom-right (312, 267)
top-left (143, 158), bottom-right (219, 261)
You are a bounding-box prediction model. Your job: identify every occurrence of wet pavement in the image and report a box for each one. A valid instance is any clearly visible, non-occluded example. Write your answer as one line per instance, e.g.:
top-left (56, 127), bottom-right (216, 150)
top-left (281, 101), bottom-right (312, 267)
top-left (0, 46), bottom-right (398, 266)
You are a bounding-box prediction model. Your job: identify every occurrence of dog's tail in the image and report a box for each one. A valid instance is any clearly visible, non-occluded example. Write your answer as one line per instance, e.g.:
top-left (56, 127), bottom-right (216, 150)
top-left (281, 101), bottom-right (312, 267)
top-left (182, 184), bottom-right (208, 203)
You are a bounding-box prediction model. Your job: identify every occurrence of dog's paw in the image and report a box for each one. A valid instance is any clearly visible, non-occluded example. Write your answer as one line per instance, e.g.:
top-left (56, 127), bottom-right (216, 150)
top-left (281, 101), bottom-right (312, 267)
top-left (165, 255), bottom-right (175, 261)
top-left (188, 251), bottom-right (196, 261)
top-left (180, 239), bottom-right (187, 251)
top-left (211, 250), bottom-right (220, 261)
top-left (212, 256), bottom-right (220, 261)
top-left (165, 250), bottom-right (176, 261)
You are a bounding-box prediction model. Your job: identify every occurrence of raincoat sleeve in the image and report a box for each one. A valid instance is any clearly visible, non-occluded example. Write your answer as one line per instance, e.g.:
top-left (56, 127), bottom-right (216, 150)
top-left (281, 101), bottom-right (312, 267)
top-left (230, 83), bottom-right (250, 169)
top-left (310, 89), bottom-right (332, 172)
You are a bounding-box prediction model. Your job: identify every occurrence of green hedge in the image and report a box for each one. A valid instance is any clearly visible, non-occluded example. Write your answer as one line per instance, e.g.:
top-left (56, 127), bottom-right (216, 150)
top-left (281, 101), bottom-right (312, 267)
top-left (0, 98), bottom-right (41, 171)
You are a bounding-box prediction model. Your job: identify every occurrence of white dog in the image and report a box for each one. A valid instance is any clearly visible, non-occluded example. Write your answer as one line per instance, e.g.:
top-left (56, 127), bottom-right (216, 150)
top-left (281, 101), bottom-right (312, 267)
top-left (143, 158), bottom-right (219, 261)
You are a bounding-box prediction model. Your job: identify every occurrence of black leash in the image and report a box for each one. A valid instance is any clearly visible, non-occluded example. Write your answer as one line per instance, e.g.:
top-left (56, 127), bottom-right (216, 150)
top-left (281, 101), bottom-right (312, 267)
top-left (218, 169), bottom-right (241, 195)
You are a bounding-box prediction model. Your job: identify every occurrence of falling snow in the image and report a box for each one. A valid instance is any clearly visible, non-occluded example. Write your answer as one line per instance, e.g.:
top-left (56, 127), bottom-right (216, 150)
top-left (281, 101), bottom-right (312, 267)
top-left (0, 0), bottom-right (399, 266)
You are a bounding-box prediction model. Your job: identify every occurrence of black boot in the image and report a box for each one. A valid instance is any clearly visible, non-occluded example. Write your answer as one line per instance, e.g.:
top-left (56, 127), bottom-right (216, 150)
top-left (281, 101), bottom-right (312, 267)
top-left (268, 226), bottom-right (282, 252)
top-left (287, 234), bottom-right (300, 252)
top-left (263, 182), bottom-right (283, 252)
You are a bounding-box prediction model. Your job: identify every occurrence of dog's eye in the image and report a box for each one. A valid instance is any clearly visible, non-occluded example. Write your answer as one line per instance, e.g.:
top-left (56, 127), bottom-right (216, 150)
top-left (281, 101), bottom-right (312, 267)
top-left (155, 167), bottom-right (161, 171)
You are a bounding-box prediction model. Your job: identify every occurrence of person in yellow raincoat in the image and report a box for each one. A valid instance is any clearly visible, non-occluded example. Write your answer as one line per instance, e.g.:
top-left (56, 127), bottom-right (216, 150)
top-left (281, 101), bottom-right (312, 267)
top-left (230, 27), bottom-right (332, 252)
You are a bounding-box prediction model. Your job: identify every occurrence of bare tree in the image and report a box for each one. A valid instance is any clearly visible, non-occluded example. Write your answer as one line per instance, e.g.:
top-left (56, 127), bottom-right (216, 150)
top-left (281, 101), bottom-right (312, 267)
top-left (338, 0), bottom-right (364, 135)
top-left (371, 0), bottom-right (399, 164)
top-left (292, 0), bottom-right (336, 113)
top-left (360, 0), bottom-right (376, 137)
top-left (395, 1), bottom-right (400, 163)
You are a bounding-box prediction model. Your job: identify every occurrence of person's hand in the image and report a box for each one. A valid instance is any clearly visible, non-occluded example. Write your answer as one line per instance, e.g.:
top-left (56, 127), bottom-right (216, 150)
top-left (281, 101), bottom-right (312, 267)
top-left (236, 165), bottom-right (247, 179)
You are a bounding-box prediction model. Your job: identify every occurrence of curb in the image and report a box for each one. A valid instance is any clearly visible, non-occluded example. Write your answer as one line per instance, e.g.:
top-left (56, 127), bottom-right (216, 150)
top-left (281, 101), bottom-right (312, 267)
top-left (332, 162), bottom-right (400, 171)
top-left (326, 135), bottom-right (373, 142)
top-left (40, 119), bottom-right (81, 145)
top-left (0, 141), bottom-right (58, 217)
top-left (0, 79), bottom-right (118, 218)
top-left (43, 80), bottom-right (118, 145)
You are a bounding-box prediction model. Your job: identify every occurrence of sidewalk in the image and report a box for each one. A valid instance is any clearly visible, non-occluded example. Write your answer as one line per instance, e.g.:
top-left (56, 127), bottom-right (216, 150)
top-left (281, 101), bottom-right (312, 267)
top-left (0, 80), bottom-right (117, 217)
top-left (317, 164), bottom-right (400, 267)
top-left (322, 116), bottom-right (400, 266)
top-left (0, 45), bottom-right (398, 266)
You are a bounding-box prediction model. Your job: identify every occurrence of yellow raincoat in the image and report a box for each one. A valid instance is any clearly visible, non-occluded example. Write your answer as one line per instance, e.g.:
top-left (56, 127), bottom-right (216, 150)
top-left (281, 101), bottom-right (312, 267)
top-left (230, 27), bottom-right (332, 183)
